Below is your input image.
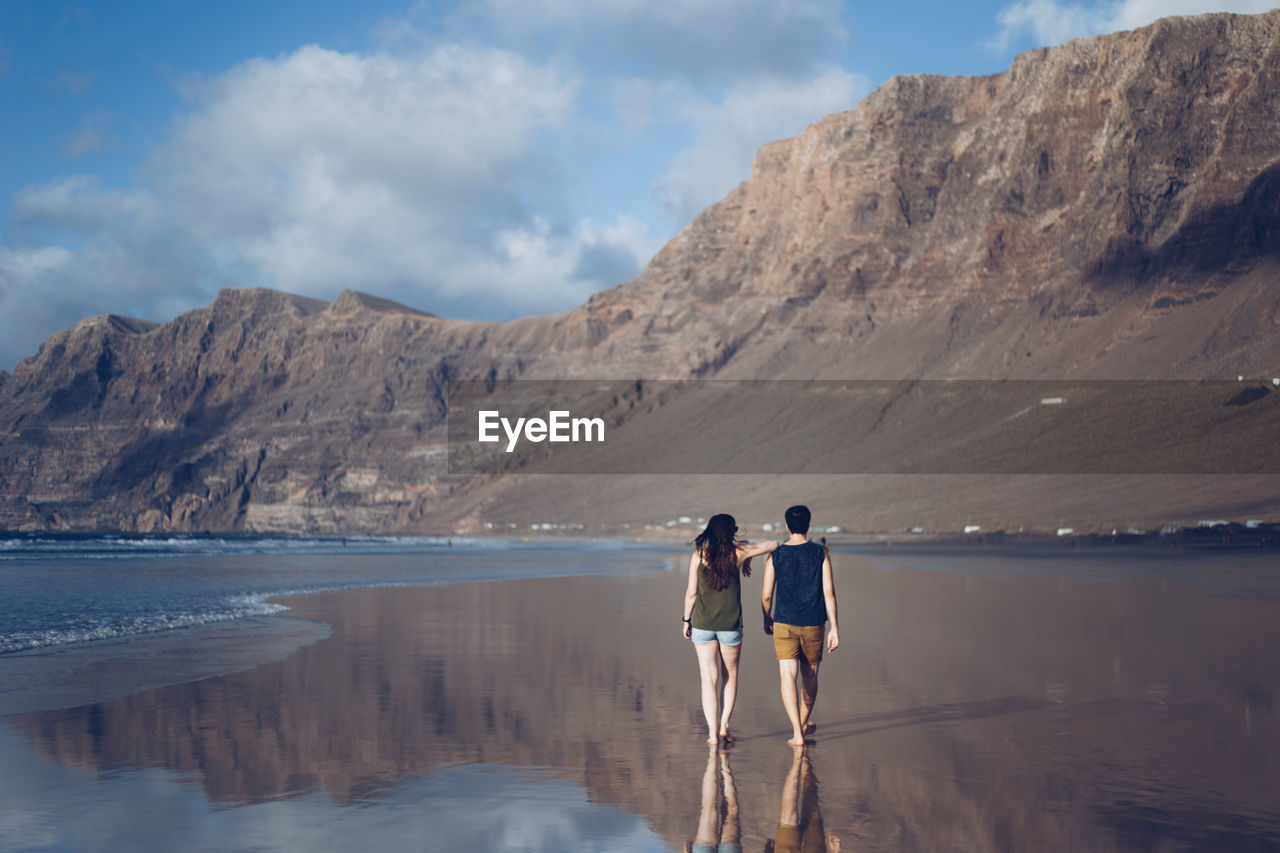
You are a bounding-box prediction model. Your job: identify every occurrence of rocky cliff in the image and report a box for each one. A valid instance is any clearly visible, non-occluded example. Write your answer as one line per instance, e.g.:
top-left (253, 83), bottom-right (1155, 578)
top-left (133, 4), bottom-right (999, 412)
top-left (2, 11), bottom-right (1279, 534)
top-left (577, 10), bottom-right (1280, 379)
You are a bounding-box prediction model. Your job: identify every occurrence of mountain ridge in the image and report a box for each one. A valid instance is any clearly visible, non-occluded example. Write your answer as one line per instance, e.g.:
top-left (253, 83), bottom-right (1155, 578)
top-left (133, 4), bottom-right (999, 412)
top-left (2, 10), bottom-right (1279, 533)
top-left (573, 9), bottom-right (1280, 379)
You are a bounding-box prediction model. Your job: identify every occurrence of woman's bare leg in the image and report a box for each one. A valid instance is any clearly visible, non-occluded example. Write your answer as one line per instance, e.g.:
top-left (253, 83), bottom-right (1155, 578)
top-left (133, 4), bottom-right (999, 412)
top-left (694, 743), bottom-right (719, 847)
top-left (694, 640), bottom-right (722, 743)
top-left (719, 750), bottom-right (740, 846)
top-left (718, 642), bottom-right (741, 739)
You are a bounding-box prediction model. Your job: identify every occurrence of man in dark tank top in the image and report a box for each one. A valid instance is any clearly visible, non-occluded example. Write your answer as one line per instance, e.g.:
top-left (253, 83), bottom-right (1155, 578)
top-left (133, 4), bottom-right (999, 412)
top-left (761, 505), bottom-right (840, 747)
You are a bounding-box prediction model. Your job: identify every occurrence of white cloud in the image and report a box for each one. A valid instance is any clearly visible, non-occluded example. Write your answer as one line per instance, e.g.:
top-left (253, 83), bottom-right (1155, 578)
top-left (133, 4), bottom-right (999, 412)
top-left (478, 0), bottom-right (849, 85)
top-left (473, 0), bottom-right (865, 227)
top-left (0, 216), bottom-right (213, 366)
top-left (0, 739), bottom-right (669, 852)
top-left (60, 124), bottom-right (105, 157)
top-left (1105, 0), bottom-right (1278, 29)
top-left (1, 4), bottom-right (870, 367)
top-left (0, 43), bottom-right (663, 367)
top-left (469, 213), bottom-right (663, 306)
top-left (0, 245), bottom-right (75, 283)
top-left (58, 110), bottom-right (114, 157)
top-left (0, 245), bottom-right (130, 366)
top-left (988, 0), bottom-right (1109, 50)
top-left (988, 0), bottom-right (1278, 52)
top-left (651, 66), bottom-right (869, 226)
top-left (56, 70), bottom-right (95, 95)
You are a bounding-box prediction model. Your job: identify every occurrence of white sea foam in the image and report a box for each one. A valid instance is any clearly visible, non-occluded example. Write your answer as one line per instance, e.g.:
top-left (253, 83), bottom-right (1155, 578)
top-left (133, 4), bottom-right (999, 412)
top-left (0, 534), bottom-right (505, 560)
top-left (0, 537), bottom-right (670, 656)
top-left (0, 597), bottom-right (291, 654)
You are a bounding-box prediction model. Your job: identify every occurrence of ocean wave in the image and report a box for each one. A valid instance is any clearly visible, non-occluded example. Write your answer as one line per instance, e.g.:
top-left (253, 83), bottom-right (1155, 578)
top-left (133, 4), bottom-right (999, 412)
top-left (0, 598), bottom-right (292, 655)
top-left (0, 575), bottom-right (504, 654)
top-left (0, 534), bottom-right (507, 560)
top-left (0, 540), bottom-right (670, 655)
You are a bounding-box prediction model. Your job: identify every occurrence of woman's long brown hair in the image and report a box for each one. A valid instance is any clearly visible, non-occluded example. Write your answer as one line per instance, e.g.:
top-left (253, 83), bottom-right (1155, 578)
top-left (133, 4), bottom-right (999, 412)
top-left (693, 513), bottom-right (741, 591)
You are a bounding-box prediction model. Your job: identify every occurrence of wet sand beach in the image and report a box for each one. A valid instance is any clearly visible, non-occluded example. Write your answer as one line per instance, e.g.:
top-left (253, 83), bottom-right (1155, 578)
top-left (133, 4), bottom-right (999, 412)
top-left (3, 546), bottom-right (1279, 851)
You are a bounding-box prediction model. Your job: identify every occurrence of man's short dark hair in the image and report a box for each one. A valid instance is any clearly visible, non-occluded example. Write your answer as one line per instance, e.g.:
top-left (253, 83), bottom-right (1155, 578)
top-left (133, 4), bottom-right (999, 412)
top-left (784, 505), bottom-right (811, 535)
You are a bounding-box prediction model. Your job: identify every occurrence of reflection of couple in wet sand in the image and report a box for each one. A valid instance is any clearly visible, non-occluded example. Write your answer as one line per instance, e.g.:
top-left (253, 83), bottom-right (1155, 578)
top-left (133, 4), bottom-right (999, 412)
top-left (684, 745), bottom-right (841, 853)
top-left (682, 505), bottom-right (840, 747)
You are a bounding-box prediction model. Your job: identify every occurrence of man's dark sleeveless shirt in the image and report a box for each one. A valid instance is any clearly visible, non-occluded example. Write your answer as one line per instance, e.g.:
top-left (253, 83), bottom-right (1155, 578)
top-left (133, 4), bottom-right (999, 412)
top-left (772, 541), bottom-right (826, 627)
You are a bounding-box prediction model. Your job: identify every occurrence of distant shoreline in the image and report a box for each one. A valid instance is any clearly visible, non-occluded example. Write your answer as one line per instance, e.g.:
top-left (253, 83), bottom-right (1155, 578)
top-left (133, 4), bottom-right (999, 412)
top-left (3, 525), bottom-right (1278, 550)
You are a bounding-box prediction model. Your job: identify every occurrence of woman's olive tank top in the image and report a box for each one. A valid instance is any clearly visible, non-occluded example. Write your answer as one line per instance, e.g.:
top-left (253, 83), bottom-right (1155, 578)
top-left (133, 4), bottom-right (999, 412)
top-left (691, 561), bottom-right (742, 631)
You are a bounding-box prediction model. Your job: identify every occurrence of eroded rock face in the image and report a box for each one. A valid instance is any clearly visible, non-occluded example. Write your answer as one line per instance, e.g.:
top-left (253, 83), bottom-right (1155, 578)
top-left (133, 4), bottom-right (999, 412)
top-left (2, 11), bottom-right (1279, 533)
top-left (0, 290), bottom-right (481, 532)
top-left (578, 11), bottom-right (1280, 379)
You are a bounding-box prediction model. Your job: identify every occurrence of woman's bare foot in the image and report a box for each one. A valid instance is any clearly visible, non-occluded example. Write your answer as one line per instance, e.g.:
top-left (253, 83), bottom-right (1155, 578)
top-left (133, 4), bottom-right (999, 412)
top-left (718, 730), bottom-right (735, 744)
top-left (707, 732), bottom-right (719, 745)
top-left (787, 732), bottom-right (806, 747)
top-left (803, 722), bottom-right (816, 735)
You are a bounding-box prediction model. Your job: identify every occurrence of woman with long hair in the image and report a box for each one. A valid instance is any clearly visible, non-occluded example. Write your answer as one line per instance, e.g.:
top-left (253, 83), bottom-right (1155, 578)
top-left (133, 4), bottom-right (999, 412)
top-left (682, 513), bottom-right (778, 746)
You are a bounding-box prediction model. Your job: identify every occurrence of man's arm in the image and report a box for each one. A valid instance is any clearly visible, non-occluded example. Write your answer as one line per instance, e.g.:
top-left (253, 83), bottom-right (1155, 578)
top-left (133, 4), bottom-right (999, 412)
top-left (760, 554), bottom-right (776, 635)
top-left (821, 552), bottom-right (839, 652)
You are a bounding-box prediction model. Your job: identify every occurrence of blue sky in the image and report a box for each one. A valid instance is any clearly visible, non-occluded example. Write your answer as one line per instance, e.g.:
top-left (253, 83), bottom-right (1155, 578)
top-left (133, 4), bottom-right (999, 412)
top-left (0, 0), bottom-right (1274, 368)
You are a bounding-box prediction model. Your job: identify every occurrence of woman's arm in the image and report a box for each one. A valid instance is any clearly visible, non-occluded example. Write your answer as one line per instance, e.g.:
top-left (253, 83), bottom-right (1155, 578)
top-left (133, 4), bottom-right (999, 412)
top-left (737, 539), bottom-right (778, 561)
top-left (683, 551), bottom-right (699, 638)
top-left (735, 539), bottom-right (777, 577)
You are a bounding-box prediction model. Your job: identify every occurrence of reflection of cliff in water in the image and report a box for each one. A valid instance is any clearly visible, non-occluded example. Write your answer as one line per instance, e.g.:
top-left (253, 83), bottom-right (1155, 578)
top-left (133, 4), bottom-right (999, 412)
top-left (10, 556), bottom-right (1280, 850)
top-left (13, 576), bottom-right (701, 810)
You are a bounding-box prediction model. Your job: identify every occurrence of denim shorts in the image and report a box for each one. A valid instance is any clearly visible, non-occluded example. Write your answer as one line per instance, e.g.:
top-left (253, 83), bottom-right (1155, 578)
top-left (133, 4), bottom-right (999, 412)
top-left (690, 627), bottom-right (743, 646)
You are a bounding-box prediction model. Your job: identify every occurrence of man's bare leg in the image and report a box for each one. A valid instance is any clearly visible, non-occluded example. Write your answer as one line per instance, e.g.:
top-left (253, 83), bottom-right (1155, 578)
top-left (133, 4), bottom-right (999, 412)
top-left (779, 744), bottom-right (803, 827)
top-left (798, 658), bottom-right (820, 735)
top-left (718, 642), bottom-right (741, 741)
top-left (778, 659), bottom-right (805, 745)
top-left (694, 640), bottom-right (723, 744)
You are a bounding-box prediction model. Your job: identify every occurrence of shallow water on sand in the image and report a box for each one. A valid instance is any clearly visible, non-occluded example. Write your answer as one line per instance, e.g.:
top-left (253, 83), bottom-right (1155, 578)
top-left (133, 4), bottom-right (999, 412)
top-left (3, 545), bottom-right (1279, 851)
